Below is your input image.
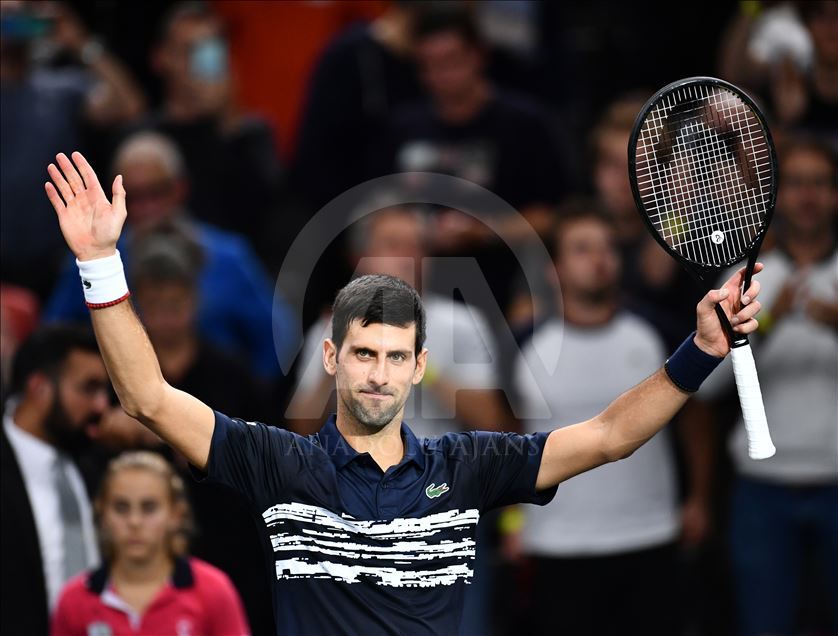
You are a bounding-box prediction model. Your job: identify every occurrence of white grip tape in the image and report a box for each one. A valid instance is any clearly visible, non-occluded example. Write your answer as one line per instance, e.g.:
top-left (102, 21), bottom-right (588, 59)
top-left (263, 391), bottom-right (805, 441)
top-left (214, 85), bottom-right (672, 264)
top-left (730, 344), bottom-right (776, 460)
top-left (76, 250), bottom-right (129, 305)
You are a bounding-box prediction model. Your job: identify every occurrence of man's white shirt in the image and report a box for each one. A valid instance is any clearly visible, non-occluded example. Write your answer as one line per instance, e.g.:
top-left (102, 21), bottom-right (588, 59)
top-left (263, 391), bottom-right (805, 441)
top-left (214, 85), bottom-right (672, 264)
top-left (515, 313), bottom-right (680, 556)
top-left (3, 411), bottom-right (99, 610)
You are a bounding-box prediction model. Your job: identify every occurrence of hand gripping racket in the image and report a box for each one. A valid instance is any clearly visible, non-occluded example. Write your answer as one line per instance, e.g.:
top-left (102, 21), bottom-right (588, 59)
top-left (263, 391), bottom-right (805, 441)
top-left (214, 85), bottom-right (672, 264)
top-left (628, 77), bottom-right (777, 460)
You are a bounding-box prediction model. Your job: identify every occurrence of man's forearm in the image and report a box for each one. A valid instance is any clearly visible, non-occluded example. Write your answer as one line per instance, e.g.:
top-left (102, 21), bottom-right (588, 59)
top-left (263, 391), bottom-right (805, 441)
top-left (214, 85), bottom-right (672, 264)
top-left (599, 369), bottom-right (690, 461)
top-left (89, 299), bottom-right (166, 420)
top-left (90, 297), bottom-right (214, 469)
top-left (536, 368), bottom-right (692, 489)
top-left (85, 49), bottom-right (146, 124)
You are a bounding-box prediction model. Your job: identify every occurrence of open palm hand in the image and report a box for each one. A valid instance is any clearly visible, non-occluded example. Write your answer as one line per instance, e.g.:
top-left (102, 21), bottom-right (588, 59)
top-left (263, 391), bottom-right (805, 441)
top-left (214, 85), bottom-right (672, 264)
top-left (45, 152), bottom-right (127, 261)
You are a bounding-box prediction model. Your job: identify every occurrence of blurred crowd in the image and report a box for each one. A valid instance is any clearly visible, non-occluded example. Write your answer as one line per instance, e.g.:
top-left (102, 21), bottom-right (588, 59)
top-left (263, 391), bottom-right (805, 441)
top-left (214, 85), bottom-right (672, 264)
top-left (1, 1), bottom-right (836, 635)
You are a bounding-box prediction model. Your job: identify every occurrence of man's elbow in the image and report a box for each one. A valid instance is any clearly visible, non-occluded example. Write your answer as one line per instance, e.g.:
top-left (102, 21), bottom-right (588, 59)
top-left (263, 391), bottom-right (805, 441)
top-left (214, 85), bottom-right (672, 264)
top-left (598, 417), bottom-right (639, 463)
top-left (119, 383), bottom-right (168, 423)
top-left (603, 442), bottom-right (637, 463)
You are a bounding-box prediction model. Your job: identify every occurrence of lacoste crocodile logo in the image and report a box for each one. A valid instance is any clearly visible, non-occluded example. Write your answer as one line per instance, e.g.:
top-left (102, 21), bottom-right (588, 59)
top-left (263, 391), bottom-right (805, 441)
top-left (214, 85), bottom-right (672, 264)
top-left (425, 483), bottom-right (449, 499)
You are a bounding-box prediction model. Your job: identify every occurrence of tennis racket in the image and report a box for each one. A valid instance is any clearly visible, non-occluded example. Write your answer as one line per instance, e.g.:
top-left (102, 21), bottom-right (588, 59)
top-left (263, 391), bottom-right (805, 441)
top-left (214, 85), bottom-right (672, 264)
top-left (628, 76), bottom-right (777, 460)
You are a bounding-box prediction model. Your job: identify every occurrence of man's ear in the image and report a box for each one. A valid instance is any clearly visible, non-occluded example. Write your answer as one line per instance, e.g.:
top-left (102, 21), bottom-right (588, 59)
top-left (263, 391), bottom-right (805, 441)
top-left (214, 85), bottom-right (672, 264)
top-left (412, 348), bottom-right (428, 385)
top-left (26, 372), bottom-right (55, 406)
top-left (323, 339), bottom-right (338, 376)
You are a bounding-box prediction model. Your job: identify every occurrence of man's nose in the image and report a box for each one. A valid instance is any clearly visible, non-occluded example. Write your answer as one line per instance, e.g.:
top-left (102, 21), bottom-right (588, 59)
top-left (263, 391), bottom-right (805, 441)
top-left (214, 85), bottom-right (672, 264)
top-left (92, 390), bottom-right (110, 413)
top-left (367, 358), bottom-right (390, 387)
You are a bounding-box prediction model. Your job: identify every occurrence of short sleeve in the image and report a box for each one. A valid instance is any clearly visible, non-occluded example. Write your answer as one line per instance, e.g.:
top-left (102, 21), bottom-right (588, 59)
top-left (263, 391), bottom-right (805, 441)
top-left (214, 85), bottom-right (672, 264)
top-left (462, 431), bottom-right (558, 511)
top-left (192, 411), bottom-right (308, 505)
top-left (203, 564), bottom-right (251, 636)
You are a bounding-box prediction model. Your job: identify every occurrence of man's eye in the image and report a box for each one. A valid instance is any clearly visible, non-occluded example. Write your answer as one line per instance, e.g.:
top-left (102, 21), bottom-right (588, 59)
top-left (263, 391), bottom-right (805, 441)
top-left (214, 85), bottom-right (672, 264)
top-left (389, 353), bottom-right (405, 361)
top-left (358, 350), bottom-right (371, 358)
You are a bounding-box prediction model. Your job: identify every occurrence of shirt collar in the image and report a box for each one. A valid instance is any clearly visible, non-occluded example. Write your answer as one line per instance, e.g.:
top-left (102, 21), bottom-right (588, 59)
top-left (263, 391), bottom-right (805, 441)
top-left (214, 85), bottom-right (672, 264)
top-left (87, 556), bottom-right (194, 594)
top-left (316, 414), bottom-right (425, 471)
top-left (3, 403), bottom-right (59, 468)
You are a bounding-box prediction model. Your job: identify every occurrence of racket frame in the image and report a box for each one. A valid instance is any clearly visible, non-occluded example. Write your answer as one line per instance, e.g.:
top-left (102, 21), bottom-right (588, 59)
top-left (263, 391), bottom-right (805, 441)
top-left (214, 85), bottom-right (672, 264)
top-left (627, 75), bottom-right (778, 348)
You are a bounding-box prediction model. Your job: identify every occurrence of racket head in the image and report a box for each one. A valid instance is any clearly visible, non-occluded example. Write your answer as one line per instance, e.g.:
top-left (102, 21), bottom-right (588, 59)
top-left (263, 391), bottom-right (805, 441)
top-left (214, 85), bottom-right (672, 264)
top-left (628, 77), bottom-right (778, 279)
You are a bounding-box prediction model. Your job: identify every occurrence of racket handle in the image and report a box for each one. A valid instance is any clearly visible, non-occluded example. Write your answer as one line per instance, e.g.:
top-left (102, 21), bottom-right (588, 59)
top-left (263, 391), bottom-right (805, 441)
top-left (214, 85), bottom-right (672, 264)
top-left (730, 344), bottom-right (776, 460)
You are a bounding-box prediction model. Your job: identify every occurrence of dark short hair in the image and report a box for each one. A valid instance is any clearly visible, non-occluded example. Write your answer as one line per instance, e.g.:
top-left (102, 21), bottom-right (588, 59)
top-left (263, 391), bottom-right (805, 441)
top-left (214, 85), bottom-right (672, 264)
top-left (553, 197), bottom-right (615, 258)
top-left (778, 136), bottom-right (838, 187)
top-left (156, 1), bottom-right (221, 45)
top-left (412, 4), bottom-right (483, 48)
top-left (10, 324), bottom-right (100, 395)
top-left (331, 275), bottom-right (426, 357)
top-left (130, 222), bottom-right (204, 288)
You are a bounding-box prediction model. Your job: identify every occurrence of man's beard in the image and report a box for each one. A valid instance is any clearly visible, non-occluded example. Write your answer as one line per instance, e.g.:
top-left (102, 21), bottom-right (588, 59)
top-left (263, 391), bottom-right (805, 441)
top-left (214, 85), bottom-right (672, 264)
top-left (341, 388), bottom-right (404, 431)
top-left (579, 284), bottom-right (617, 305)
top-left (43, 399), bottom-right (94, 456)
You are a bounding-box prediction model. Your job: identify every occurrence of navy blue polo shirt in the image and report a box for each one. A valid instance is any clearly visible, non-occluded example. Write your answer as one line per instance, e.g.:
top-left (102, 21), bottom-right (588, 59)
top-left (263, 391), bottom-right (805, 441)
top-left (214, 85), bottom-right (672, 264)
top-left (197, 411), bottom-right (558, 635)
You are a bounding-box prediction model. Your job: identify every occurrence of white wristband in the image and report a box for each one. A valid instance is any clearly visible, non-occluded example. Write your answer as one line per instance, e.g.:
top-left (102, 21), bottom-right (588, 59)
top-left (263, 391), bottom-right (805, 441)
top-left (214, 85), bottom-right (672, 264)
top-left (76, 250), bottom-right (130, 308)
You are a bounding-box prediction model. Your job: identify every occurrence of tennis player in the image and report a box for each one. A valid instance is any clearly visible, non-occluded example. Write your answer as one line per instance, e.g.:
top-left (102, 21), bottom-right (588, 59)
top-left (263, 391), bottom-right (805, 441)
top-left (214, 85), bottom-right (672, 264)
top-left (45, 151), bottom-right (763, 635)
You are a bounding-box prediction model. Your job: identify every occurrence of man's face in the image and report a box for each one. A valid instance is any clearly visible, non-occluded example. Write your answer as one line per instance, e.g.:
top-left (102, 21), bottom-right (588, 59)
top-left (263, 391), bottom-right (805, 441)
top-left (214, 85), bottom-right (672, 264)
top-left (120, 159), bottom-right (183, 231)
top-left (778, 149), bottom-right (836, 235)
top-left (157, 16), bottom-right (222, 86)
top-left (555, 218), bottom-right (621, 302)
top-left (356, 210), bottom-right (425, 284)
top-left (45, 350), bottom-right (110, 454)
top-left (808, 2), bottom-right (838, 65)
top-left (327, 321), bottom-right (426, 431)
top-left (416, 32), bottom-right (482, 104)
top-left (133, 281), bottom-right (196, 349)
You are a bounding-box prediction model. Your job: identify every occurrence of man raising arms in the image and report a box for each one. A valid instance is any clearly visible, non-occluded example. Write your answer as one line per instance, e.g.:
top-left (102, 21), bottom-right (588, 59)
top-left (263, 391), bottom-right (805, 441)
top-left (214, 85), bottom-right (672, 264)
top-left (45, 152), bottom-right (763, 634)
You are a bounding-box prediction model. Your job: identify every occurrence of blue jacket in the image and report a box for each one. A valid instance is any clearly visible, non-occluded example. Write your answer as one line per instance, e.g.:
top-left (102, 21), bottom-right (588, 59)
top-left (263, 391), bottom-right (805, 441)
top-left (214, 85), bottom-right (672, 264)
top-left (44, 221), bottom-right (296, 380)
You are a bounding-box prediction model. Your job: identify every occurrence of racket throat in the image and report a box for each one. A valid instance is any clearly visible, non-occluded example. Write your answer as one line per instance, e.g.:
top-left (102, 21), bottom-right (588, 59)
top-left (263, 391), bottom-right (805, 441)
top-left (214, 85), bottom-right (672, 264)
top-left (714, 303), bottom-right (749, 349)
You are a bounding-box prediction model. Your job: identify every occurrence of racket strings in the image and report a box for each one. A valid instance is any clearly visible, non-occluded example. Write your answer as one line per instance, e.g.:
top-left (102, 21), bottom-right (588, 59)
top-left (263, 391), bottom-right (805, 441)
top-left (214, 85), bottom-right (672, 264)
top-left (634, 84), bottom-right (773, 266)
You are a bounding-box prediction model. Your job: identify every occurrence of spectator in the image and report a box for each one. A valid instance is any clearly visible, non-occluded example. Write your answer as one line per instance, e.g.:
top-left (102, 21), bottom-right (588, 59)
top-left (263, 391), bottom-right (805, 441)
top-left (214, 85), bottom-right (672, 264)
top-left (293, 1), bottom-right (424, 210)
top-left (128, 226), bottom-right (275, 634)
top-left (1, 325), bottom-right (110, 636)
top-left (289, 202), bottom-right (505, 440)
top-left (507, 201), bottom-right (713, 635)
top-left (770, 1), bottom-right (838, 150)
top-left (130, 226), bottom-right (271, 421)
top-left (215, 0), bottom-right (390, 162)
top-left (51, 450), bottom-right (250, 636)
top-left (691, 138), bottom-right (838, 636)
top-left (589, 96), bottom-right (699, 349)
top-left (0, 1), bottom-right (145, 298)
top-left (718, 2), bottom-right (813, 92)
top-left (147, 1), bottom-right (283, 251)
top-left (44, 132), bottom-right (297, 382)
top-left (289, 1), bottom-right (426, 324)
top-left (373, 6), bottom-right (564, 320)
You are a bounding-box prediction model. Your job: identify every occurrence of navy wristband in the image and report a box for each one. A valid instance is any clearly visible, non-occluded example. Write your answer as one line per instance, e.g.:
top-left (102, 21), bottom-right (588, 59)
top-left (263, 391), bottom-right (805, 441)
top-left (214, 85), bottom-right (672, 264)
top-left (664, 332), bottom-right (724, 393)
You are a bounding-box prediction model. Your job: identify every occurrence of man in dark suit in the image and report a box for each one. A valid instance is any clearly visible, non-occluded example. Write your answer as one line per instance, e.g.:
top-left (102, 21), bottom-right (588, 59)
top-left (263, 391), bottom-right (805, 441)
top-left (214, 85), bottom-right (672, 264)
top-left (1, 325), bottom-right (109, 636)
